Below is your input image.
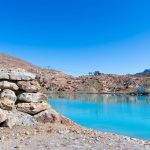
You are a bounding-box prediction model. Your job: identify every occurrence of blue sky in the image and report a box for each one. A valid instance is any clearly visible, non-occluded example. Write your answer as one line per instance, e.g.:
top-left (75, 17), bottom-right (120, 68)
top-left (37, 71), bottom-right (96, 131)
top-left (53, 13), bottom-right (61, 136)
top-left (0, 0), bottom-right (150, 76)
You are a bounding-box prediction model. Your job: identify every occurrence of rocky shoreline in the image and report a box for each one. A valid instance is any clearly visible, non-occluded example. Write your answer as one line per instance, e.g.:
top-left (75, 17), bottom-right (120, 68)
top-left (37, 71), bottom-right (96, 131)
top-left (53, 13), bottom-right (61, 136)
top-left (0, 67), bottom-right (150, 150)
top-left (0, 68), bottom-right (71, 128)
top-left (0, 123), bottom-right (150, 150)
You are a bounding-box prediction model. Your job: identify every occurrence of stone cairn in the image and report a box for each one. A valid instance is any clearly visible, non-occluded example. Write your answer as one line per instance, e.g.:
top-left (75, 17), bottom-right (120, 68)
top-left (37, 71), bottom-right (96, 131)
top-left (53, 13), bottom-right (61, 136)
top-left (0, 68), bottom-right (69, 128)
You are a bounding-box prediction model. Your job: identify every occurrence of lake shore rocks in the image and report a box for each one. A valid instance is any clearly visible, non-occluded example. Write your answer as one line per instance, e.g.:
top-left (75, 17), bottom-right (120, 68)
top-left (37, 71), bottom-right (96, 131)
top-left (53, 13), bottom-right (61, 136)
top-left (1, 89), bottom-right (17, 102)
top-left (0, 98), bottom-right (15, 110)
top-left (0, 109), bottom-right (7, 123)
top-left (0, 68), bottom-right (36, 81)
top-left (34, 109), bottom-right (72, 125)
top-left (17, 80), bottom-right (41, 92)
top-left (0, 81), bottom-right (19, 90)
top-left (18, 92), bottom-right (47, 103)
top-left (0, 68), bottom-right (66, 128)
top-left (4, 110), bottom-right (37, 128)
top-left (17, 102), bottom-right (51, 115)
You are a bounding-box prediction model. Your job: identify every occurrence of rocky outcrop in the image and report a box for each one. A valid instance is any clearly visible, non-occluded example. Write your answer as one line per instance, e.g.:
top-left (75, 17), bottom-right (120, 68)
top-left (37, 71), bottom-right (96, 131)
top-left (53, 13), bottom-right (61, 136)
top-left (0, 68), bottom-right (66, 128)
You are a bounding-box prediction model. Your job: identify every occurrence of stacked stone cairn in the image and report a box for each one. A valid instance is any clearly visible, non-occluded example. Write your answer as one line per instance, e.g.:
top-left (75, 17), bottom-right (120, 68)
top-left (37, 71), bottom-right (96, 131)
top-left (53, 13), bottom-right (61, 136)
top-left (0, 68), bottom-right (68, 128)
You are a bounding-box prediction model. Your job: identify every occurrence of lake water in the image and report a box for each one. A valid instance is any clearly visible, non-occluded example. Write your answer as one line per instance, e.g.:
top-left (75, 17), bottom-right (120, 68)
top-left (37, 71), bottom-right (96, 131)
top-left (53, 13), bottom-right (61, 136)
top-left (48, 94), bottom-right (150, 140)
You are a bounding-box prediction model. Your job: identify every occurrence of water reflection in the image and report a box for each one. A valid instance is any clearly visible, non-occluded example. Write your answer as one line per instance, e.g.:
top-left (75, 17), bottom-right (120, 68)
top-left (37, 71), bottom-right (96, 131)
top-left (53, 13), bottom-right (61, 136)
top-left (48, 93), bottom-right (150, 104)
top-left (48, 94), bottom-right (150, 140)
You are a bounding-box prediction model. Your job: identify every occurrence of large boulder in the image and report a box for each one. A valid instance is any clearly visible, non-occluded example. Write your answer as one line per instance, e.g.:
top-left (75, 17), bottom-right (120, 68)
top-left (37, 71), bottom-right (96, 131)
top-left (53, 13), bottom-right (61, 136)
top-left (0, 81), bottom-right (19, 91)
top-left (34, 109), bottom-right (60, 123)
top-left (18, 93), bottom-right (47, 103)
top-left (0, 89), bottom-right (17, 102)
top-left (0, 68), bottom-right (36, 81)
top-left (4, 110), bottom-right (37, 128)
top-left (0, 98), bottom-right (15, 111)
top-left (17, 80), bottom-right (41, 92)
top-left (34, 109), bottom-right (73, 125)
top-left (17, 102), bottom-right (50, 115)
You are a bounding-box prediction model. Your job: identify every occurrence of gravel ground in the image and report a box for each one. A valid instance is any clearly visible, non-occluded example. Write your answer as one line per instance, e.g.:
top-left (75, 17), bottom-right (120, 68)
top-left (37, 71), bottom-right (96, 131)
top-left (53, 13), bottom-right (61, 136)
top-left (0, 123), bottom-right (150, 150)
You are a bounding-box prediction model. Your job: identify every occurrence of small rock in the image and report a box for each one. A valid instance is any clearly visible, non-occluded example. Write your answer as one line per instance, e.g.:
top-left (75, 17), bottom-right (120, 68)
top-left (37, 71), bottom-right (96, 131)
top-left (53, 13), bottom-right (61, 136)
top-left (24, 131), bottom-right (30, 135)
top-left (0, 109), bottom-right (8, 123)
top-left (14, 145), bottom-right (20, 149)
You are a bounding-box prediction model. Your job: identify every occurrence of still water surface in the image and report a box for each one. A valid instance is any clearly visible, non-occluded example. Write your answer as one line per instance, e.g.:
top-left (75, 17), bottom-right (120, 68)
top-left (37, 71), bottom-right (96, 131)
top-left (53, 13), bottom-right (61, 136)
top-left (48, 94), bottom-right (150, 140)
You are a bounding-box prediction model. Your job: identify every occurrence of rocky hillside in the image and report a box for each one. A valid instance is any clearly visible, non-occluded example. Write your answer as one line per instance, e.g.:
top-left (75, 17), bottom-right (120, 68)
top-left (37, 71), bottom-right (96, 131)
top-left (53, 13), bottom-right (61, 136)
top-left (136, 69), bottom-right (150, 77)
top-left (0, 53), bottom-right (71, 77)
top-left (0, 53), bottom-right (75, 93)
top-left (1, 53), bottom-right (150, 94)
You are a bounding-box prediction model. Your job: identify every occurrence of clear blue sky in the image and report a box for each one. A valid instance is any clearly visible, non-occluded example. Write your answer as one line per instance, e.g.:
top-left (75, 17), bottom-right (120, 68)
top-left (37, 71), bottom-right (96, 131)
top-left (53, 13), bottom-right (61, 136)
top-left (0, 0), bottom-right (150, 76)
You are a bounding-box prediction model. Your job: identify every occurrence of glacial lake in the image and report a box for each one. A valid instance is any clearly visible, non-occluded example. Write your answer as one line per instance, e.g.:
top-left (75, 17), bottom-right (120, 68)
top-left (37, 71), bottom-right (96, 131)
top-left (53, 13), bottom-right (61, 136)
top-left (48, 94), bottom-right (150, 140)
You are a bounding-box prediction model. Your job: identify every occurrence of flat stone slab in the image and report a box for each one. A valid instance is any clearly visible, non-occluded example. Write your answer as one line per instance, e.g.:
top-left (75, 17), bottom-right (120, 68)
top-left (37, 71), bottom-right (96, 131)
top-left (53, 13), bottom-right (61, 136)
top-left (18, 93), bottom-right (47, 103)
top-left (5, 110), bottom-right (37, 128)
top-left (17, 80), bottom-right (41, 92)
top-left (17, 102), bottom-right (50, 115)
top-left (0, 68), bottom-right (36, 81)
top-left (0, 81), bottom-right (19, 91)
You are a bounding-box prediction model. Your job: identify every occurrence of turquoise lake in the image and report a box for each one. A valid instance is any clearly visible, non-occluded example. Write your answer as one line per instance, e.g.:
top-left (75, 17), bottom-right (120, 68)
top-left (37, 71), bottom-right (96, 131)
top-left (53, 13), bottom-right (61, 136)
top-left (48, 94), bottom-right (150, 140)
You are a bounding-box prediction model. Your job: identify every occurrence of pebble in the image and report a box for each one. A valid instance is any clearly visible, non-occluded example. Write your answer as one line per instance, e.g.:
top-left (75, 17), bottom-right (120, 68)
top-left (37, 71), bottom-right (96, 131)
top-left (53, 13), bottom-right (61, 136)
top-left (14, 145), bottom-right (20, 149)
top-left (24, 131), bottom-right (29, 135)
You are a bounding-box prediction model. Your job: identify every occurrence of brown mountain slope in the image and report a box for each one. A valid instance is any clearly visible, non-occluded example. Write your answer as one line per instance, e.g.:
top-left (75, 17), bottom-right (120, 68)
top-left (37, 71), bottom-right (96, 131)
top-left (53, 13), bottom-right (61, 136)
top-left (0, 53), bottom-right (73, 77)
top-left (0, 53), bottom-right (39, 72)
top-left (0, 53), bottom-right (150, 94)
top-left (0, 53), bottom-right (76, 93)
